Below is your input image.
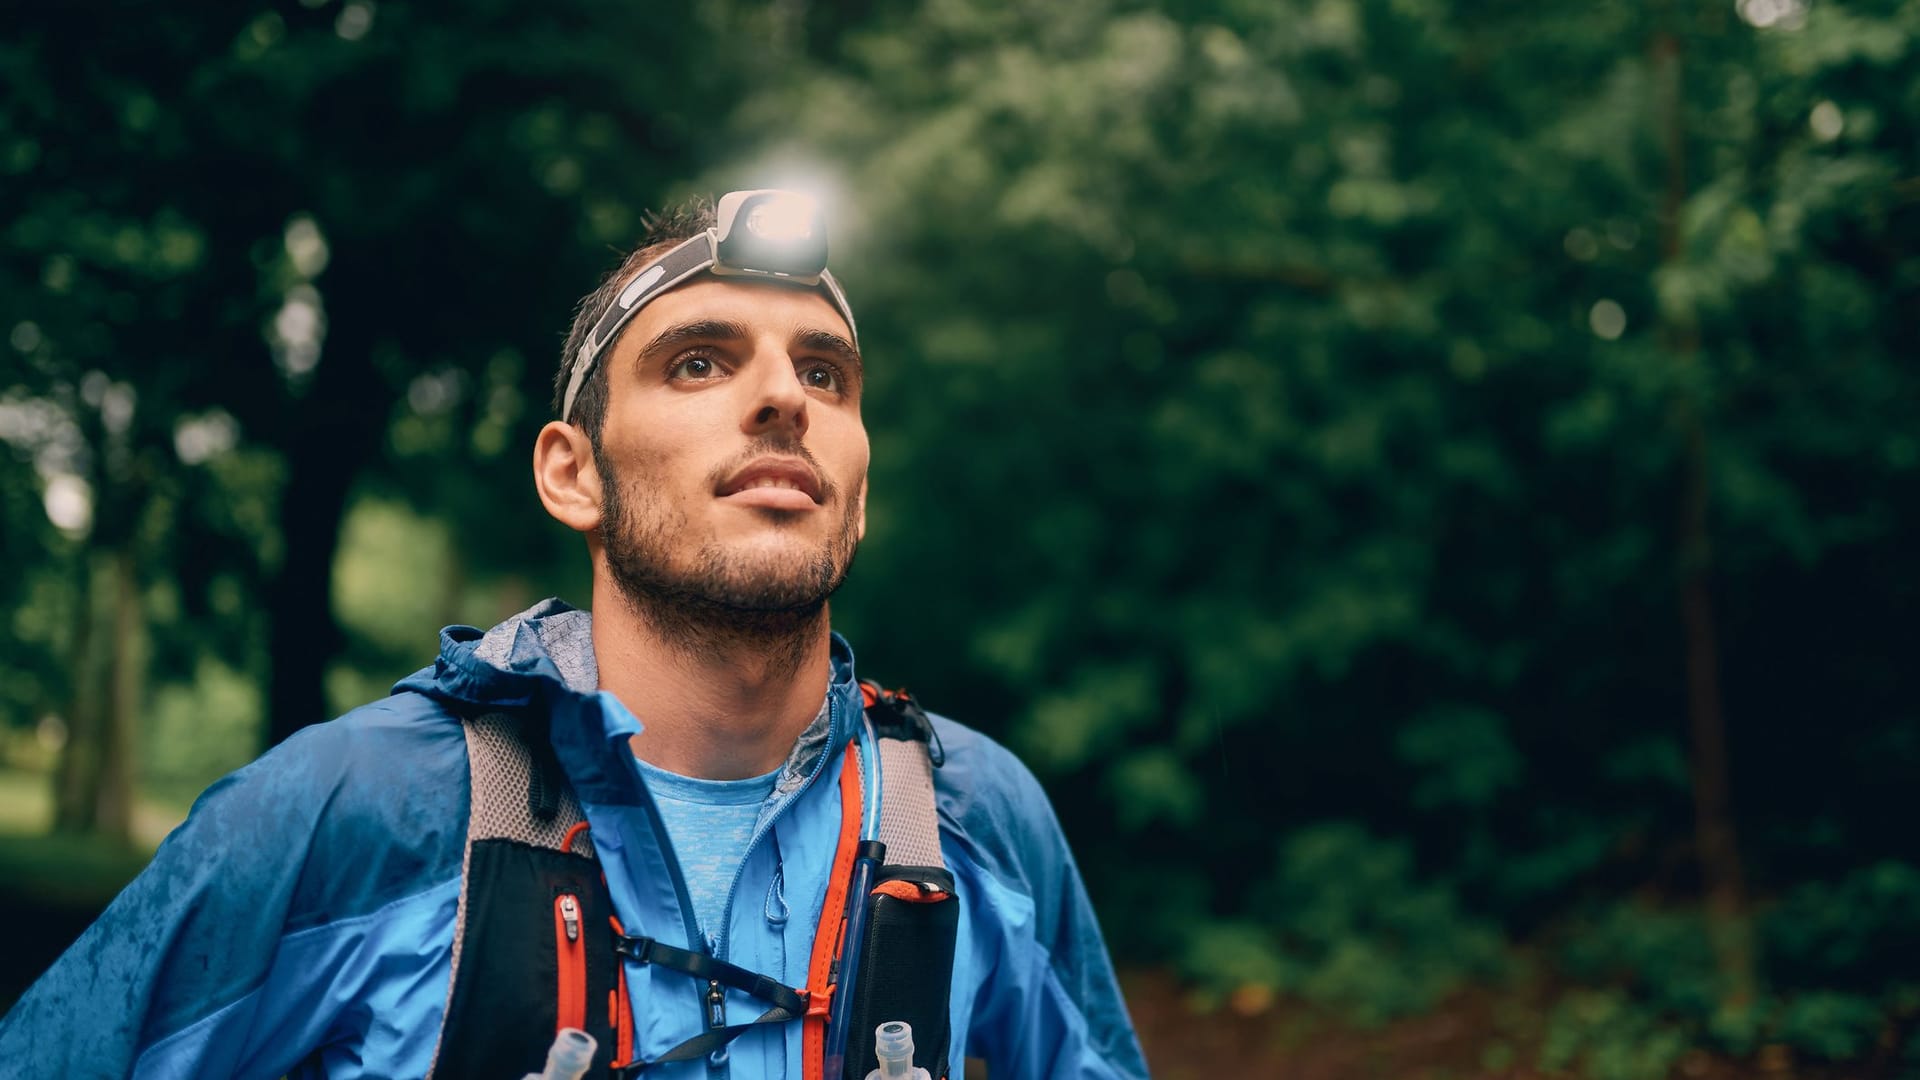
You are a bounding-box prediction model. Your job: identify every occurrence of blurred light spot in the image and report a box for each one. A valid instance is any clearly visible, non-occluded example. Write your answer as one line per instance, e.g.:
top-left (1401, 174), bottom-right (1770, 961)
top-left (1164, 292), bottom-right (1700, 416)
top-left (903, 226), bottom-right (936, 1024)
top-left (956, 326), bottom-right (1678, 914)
top-left (122, 94), bottom-right (159, 133)
top-left (1589, 299), bottom-right (1627, 341)
top-left (43, 472), bottom-right (92, 536)
top-left (112, 226), bottom-right (144, 264)
top-left (336, 0), bottom-right (375, 40)
top-left (10, 321), bottom-right (41, 352)
top-left (236, 12), bottom-right (285, 60)
top-left (1809, 100), bottom-right (1844, 141)
top-left (1448, 340), bottom-right (1488, 382)
top-left (80, 370), bottom-right (109, 407)
top-left (273, 284), bottom-right (326, 378)
top-left (155, 221), bottom-right (206, 272)
top-left (1737, 0), bottom-right (1806, 30)
top-left (100, 381), bottom-right (136, 436)
top-left (1563, 227), bottom-right (1599, 261)
top-left (174, 409), bottom-right (240, 464)
top-left (0, 394), bottom-right (86, 481)
top-left (42, 254), bottom-right (75, 294)
top-left (408, 369), bottom-right (463, 415)
top-left (586, 199), bottom-right (634, 244)
top-left (284, 214), bottom-right (330, 278)
top-left (1228, 983), bottom-right (1274, 1017)
top-left (1606, 219), bottom-right (1640, 251)
top-left (0, 398), bottom-right (53, 444)
top-left (542, 156), bottom-right (582, 195)
top-left (36, 714), bottom-right (67, 754)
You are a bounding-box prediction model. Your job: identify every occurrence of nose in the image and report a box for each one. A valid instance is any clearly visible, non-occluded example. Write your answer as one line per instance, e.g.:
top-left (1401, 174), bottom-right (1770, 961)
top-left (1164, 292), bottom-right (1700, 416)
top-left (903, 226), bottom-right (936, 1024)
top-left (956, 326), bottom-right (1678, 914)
top-left (741, 341), bottom-right (809, 440)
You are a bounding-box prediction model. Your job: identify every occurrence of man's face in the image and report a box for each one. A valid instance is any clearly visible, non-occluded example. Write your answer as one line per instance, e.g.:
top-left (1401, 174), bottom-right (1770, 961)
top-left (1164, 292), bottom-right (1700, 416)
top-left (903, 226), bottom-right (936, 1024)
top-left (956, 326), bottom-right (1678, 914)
top-left (590, 276), bottom-right (869, 619)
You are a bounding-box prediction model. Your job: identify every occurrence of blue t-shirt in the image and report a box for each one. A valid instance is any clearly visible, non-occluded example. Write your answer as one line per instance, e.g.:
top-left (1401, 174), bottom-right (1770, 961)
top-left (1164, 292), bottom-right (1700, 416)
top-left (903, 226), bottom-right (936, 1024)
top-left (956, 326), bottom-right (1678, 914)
top-left (632, 756), bottom-right (780, 948)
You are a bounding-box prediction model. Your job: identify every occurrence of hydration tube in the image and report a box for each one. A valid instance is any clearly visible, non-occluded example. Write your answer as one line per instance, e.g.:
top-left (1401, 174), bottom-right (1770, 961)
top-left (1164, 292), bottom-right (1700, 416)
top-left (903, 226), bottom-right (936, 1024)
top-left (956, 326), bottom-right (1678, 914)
top-left (859, 714), bottom-right (883, 842)
top-left (824, 716), bottom-right (887, 1076)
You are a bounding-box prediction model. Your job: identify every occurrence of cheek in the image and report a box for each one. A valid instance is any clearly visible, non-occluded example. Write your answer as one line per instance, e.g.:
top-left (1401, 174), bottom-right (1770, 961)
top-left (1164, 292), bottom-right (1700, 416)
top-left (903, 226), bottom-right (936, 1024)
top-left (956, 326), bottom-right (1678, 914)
top-left (825, 425), bottom-right (871, 490)
top-left (606, 404), bottom-right (713, 485)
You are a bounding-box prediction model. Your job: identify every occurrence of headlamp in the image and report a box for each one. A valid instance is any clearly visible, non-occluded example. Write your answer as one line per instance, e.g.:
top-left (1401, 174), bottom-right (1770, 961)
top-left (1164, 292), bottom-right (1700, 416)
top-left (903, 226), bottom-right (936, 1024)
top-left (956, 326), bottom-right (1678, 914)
top-left (560, 189), bottom-right (857, 423)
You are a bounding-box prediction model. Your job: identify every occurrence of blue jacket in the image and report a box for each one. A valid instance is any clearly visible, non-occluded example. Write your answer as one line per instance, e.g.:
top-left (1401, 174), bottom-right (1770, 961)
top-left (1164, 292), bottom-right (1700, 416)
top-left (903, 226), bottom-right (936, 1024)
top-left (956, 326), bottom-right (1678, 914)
top-left (0, 601), bottom-right (1147, 1079)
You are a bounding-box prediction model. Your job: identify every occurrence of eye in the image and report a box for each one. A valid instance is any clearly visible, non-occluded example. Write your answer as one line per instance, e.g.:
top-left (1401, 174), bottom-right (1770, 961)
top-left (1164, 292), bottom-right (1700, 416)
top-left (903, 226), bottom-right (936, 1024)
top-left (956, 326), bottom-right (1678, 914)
top-left (667, 351), bottom-right (724, 381)
top-left (799, 361), bottom-right (842, 394)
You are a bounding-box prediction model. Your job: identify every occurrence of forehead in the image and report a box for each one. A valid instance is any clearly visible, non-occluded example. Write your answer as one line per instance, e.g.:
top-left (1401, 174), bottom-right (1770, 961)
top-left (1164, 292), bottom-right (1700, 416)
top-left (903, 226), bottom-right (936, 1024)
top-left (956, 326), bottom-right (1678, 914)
top-left (618, 276), bottom-right (854, 346)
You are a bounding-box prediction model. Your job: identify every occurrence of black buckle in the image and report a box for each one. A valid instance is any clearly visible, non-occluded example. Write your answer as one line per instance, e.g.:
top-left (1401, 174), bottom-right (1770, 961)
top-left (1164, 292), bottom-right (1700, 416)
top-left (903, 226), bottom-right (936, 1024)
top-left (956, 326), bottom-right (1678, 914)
top-left (862, 684), bottom-right (945, 767)
top-left (614, 934), bottom-right (654, 963)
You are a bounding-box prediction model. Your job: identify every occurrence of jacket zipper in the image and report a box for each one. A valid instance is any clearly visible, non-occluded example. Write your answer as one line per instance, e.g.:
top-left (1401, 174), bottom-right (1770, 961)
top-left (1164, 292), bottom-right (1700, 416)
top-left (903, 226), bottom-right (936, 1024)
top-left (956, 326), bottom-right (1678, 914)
top-left (707, 692), bottom-right (847, 1078)
top-left (554, 893), bottom-right (586, 1032)
top-left (711, 690), bottom-right (843, 965)
top-left (613, 689), bottom-right (850, 1075)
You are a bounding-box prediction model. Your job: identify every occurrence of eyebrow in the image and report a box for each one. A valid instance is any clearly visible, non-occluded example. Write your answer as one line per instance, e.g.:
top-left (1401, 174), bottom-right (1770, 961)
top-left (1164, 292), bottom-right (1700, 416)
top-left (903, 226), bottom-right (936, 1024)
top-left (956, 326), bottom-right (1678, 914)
top-left (793, 327), bottom-right (864, 374)
top-left (634, 318), bottom-right (751, 364)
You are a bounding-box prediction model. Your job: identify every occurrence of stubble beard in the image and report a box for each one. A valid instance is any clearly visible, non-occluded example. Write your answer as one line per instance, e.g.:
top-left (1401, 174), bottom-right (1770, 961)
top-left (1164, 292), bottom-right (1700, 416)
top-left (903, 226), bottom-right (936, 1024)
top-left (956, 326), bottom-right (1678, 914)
top-left (595, 439), bottom-right (861, 670)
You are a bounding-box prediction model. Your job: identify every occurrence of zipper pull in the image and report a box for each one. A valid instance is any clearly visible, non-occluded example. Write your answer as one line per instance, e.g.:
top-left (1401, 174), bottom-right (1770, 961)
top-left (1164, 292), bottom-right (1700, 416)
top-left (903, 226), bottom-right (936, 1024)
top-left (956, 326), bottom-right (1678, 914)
top-left (559, 894), bottom-right (580, 943)
top-left (706, 979), bottom-right (726, 1029)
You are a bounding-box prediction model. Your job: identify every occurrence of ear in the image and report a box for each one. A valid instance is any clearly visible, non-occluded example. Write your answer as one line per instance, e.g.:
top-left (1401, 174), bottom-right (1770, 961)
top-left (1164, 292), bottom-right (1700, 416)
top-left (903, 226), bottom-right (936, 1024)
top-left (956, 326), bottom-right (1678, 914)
top-left (533, 421), bottom-right (603, 534)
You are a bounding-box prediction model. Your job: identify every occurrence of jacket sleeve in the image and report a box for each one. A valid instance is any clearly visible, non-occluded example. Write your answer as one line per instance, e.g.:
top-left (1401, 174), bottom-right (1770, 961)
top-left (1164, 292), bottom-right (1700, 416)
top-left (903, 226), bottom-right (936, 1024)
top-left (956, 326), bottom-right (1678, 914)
top-left (0, 699), bottom-right (466, 1080)
top-left (933, 719), bottom-right (1150, 1080)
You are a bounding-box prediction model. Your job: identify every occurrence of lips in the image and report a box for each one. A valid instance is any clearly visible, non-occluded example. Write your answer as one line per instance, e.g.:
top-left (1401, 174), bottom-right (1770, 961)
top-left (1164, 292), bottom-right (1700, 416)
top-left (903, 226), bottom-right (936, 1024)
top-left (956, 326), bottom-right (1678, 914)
top-left (716, 458), bottom-right (825, 506)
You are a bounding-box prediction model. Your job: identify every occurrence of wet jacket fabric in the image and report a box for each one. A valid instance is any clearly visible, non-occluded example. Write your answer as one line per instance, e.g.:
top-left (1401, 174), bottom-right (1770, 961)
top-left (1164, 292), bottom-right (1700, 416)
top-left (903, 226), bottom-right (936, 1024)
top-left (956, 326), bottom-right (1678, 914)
top-left (0, 601), bottom-right (1148, 1080)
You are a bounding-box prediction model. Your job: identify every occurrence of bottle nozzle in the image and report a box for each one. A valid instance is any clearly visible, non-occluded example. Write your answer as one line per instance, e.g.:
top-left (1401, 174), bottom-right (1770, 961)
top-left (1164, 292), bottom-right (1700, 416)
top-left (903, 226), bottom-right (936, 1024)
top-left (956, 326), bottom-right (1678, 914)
top-left (870, 1020), bottom-right (928, 1080)
top-left (528, 1027), bottom-right (596, 1080)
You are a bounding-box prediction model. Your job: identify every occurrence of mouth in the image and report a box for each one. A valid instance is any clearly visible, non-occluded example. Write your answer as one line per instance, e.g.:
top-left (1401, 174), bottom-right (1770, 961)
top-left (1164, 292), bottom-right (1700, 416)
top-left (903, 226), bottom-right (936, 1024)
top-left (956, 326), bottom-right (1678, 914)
top-left (715, 457), bottom-right (825, 510)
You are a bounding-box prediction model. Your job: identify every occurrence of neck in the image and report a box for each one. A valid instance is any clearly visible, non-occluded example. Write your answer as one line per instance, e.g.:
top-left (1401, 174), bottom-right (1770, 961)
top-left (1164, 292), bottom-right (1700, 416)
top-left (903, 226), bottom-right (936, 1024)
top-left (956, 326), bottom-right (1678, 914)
top-left (590, 574), bottom-right (834, 781)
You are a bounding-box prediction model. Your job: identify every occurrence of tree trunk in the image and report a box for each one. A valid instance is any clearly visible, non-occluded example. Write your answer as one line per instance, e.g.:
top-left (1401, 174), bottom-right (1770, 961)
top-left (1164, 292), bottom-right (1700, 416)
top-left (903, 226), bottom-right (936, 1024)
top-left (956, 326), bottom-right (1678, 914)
top-left (51, 543), bottom-right (143, 846)
top-left (52, 550), bottom-right (104, 833)
top-left (1654, 27), bottom-right (1755, 1008)
top-left (92, 544), bottom-right (143, 846)
top-left (265, 312), bottom-right (385, 747)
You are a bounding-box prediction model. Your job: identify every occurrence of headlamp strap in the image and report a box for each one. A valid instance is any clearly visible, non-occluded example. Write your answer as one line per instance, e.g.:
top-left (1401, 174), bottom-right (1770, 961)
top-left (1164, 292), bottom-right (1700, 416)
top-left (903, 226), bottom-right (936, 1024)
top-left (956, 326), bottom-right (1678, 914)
top-left (560, 232), bottom-right (716, 423)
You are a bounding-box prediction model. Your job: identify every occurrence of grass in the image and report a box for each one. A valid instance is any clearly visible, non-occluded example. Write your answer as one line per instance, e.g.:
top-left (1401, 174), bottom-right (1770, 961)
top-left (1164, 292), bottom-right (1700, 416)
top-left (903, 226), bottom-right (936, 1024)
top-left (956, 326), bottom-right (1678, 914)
top-left (0, 765), bottom-right (187, 908)
top-left (0, 766), bottom-right (53, 834)
top-left (0, 832), bottom-right (154, 908)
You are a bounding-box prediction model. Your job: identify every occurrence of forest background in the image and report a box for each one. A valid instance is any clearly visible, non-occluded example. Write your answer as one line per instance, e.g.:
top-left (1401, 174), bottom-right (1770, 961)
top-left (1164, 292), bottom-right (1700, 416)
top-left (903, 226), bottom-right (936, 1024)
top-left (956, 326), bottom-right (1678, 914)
top-left (3, 1), bottom-right (1918, 1077)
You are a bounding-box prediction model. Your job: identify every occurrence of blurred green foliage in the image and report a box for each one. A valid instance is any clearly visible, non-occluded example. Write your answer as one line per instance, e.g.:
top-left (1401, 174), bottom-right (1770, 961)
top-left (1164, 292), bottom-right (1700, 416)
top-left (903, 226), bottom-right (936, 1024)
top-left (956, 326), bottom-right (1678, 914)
top-left (4, 0), bottom-right (1919, 1070)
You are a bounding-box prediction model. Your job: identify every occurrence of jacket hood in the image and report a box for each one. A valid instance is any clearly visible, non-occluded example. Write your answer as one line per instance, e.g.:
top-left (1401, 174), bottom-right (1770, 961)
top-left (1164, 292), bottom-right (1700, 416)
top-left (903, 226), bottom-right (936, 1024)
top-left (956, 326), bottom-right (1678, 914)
top-left (395, 598), bottom-right (865, 797)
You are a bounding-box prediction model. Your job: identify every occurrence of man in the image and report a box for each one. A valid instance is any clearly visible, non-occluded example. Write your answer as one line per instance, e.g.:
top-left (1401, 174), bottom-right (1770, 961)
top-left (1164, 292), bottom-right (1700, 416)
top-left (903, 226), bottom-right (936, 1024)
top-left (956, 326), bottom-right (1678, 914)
top-left (0, 191), bottom-right (1147, 1079)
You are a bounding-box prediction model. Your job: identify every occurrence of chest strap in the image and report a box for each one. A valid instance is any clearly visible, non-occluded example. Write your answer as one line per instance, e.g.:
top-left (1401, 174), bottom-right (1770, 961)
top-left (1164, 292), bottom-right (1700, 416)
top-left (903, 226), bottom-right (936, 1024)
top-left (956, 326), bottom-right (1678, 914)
top-left (605, 932), bottom-right (809, 1077)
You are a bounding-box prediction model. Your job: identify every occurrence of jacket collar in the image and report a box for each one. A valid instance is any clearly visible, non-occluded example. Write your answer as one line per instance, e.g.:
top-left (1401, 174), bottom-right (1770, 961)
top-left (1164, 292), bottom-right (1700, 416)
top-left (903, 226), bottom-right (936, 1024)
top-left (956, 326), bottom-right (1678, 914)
top-left (400, 598), bottom-right (865, 803)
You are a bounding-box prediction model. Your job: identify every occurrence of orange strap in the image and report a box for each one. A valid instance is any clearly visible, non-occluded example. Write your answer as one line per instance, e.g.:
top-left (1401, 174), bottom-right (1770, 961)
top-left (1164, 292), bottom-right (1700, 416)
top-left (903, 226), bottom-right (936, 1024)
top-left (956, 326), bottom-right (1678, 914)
top-left (870, 879), bottom-right (950, 903)
top-left (562, 820), bottom-right (591, 855)
top-left (607, 913), bottom-right (636, 1068)
top-left (801, 743), bottom-right (864, 1080)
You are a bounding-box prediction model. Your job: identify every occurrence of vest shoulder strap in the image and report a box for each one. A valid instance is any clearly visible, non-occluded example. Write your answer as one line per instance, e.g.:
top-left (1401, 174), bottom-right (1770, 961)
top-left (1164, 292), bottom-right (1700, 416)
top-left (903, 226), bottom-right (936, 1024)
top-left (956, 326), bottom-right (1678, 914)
top-left (860, 682), bottom-right (947, 873)
top-left (429, 709), bottom-right (618, 1079)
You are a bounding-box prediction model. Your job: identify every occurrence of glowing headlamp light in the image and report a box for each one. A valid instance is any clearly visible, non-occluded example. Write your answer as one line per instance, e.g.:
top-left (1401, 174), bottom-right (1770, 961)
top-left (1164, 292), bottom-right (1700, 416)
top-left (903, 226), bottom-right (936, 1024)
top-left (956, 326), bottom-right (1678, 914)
top-left (560, 189), bottom-right (857, 423)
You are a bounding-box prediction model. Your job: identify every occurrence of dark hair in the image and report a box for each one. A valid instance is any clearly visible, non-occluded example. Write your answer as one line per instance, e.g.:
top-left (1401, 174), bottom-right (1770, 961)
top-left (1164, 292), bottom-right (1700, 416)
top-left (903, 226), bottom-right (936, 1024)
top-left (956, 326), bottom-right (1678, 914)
top-left (553, 195), bottom-right (719, 442)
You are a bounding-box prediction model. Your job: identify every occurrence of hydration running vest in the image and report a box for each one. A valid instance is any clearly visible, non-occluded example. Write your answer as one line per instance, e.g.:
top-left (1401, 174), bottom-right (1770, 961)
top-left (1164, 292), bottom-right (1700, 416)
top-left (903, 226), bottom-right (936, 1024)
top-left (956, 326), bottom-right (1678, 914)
top-left (427, 683), bottom-right (957, 1080)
